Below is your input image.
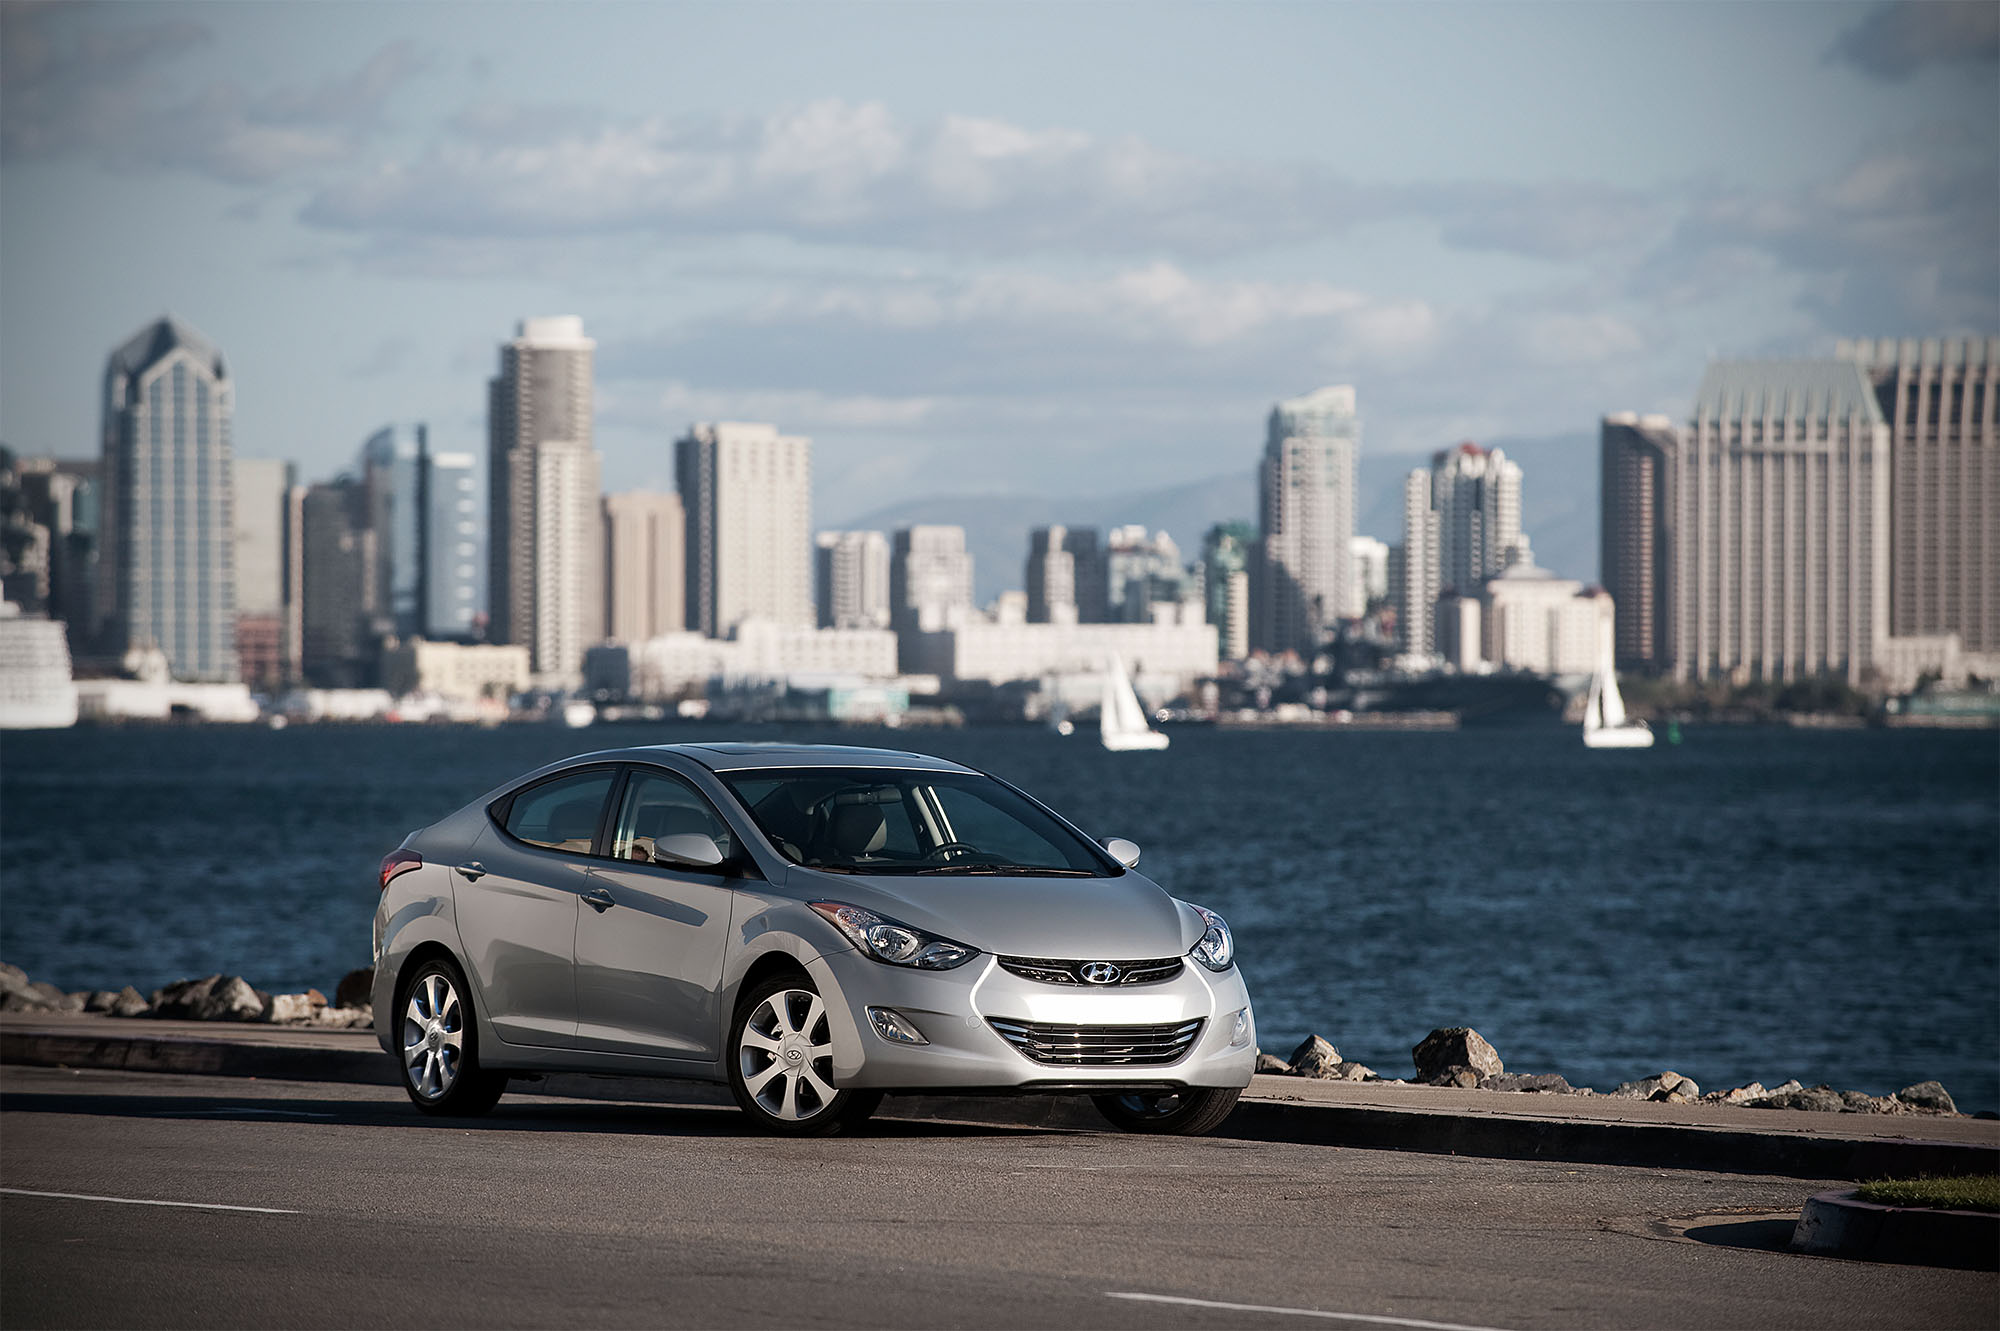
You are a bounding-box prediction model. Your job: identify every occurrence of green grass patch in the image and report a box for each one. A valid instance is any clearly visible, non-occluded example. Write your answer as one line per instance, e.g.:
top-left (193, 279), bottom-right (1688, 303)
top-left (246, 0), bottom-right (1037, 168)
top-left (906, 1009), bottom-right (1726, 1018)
top-left (1855, 1176), bottom-right (2000, 1212)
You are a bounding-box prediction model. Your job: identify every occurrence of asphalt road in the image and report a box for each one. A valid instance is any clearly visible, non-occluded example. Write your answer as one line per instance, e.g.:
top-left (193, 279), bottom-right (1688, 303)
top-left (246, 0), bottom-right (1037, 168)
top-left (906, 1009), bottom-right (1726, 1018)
top-left (2, 1067), bottom-right (1993, 1330)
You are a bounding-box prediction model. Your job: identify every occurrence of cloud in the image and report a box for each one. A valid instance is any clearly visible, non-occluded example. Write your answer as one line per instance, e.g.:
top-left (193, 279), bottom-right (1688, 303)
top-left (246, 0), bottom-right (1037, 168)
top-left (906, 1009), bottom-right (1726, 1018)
top-left (0, 5), bottom-right (428, 182)
top-left (301, 97), bottom-right (1651, 264)
top-left (1827, 2), bottom-right (2000, 81)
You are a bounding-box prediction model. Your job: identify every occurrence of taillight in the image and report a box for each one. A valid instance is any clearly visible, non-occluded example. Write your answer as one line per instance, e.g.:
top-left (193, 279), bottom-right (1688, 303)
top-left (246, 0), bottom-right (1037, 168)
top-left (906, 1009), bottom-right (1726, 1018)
top-left (380, 849), bottom-right (422, 891)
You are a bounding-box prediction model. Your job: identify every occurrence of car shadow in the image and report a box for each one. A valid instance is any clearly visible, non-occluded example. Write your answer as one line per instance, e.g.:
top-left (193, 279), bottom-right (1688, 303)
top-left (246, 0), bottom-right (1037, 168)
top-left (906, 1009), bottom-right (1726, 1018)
top-left (0, 1088), bottom-right (1046, 1140)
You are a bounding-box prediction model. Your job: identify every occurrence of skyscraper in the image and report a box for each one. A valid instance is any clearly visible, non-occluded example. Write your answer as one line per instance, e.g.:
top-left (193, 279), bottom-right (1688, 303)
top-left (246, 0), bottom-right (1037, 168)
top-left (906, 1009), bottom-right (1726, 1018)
top-left (358, 425), bottom-right (425, 639)
top-left (604, 491), bottom-right (685, 642)
top-left (890, 525), bottom-right (974, 637)
top-left (1599, 412), bottom-right (1679, 671)
top-left (300, 477), bottom-right (376, 687)
top-left (421, 448), bottom-right (484, 641)
top-left (1256, 385), bottom-right (1359, 653)
top-left (1430, 443), bottom-right (1523, 596)
top-left (1673, 360), bottom-right (1890, 683)
top-left (1200, 521), bottom-right (1255, 661)
top-left (1837, 337), bottom-right (1999, 652)
top-left (676, 422), bottom-right (812, 637)
top-left (99, 316), bottom-right (237, 681)
top-left (488, 317), bottom-right (601, 683)
top-left (815, 530), bottom-right (891, 630)
top-left (1027, 525), bottom-right (1105, 623)
top-left (232, 457), bottom-right (295, 692)
top-left (1394, 469), bottom-right (1438, 658)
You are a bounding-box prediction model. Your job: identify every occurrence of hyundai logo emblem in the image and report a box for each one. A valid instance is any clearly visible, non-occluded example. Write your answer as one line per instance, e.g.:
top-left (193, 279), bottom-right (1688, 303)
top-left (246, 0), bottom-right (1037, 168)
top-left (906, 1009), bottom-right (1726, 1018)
top-left (1079, 962), bottom-right (1122, 985)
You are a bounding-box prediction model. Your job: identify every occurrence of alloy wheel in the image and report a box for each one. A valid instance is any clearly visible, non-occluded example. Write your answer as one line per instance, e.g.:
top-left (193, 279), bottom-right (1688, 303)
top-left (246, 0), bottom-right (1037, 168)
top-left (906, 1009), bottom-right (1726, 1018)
top-left (737, 988), bottom-right (837, 1122)
top-left (403, 971), bottom-right (465, 1100)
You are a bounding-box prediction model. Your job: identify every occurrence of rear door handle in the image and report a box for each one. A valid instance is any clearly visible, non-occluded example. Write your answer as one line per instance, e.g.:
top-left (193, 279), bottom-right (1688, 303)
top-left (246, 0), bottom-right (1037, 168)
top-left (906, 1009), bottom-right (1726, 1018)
top-left (583, 887), bottom-right (616, 913)
top-left (456, 862), bottom-right (486, 881)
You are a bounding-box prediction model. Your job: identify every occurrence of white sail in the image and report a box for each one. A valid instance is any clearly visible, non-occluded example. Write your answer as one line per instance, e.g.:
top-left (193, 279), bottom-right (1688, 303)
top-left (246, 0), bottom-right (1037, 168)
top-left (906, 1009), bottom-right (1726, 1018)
top-left (1583, 615), bottom-right (1652, 749)
top-left (1100, 655), bottom-right (1169, 751)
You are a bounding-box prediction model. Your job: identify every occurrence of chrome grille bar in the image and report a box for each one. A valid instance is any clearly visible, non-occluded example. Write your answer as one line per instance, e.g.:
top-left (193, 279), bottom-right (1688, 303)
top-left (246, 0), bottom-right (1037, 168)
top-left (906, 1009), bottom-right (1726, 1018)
top-left (996, 956), bottom-right (1185, 987)
top-left (988, 1017), bottom-right (1205, 1066)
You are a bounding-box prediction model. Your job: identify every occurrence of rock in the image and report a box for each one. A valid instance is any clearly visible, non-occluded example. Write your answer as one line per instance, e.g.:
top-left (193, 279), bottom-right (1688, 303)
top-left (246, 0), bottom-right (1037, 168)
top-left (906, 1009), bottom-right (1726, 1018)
top-left (151, 975), bottom-right (222, 1018)
top-left (1481, 1072), bottom-right (1573, 1094)
top-left (1254, 1052), bottom-right (1292, 1075)
top-left (109, 986), bottom-right (151, 1018)
top-left (1287, 1035), bottom-right (1342, 1078)
top-left (1610, 1071), bottom-right (1699, 1103)
top-left (1895, 1081), bottom-right (1957, 1115)
top-left (57, 991), bottom-right (88, 1013)
top-left (84, 990), bottom-right (122, 1013)
top-left (1333, 1061), bottom-right (1377, 1081)
top-left (333, 968), bottom-right (374, 1011)
top-left (1412, 1028), bottom-right (1503, 1083)
top-left (0, 962), bottom-right (29, 997)
top-left (1749, 1083), bottom-right (1846, 1113)
top-left (27, 981), bottom-right (66, 1006)
top-left (0, 989), bottom-right (53, 1012)
top-left (312, 1005), bottom-right (372, 1030)
top-left (1702, 1082), bottom-right (1769, 1106)
top-left (1428, 1066), bottom-right (1481, 1089)
top-left (1837, 1090), bottom-right (1904, 1114)
top-left (263, 993), bottom-right (318, 1024)
top-left (153, 975), bottom-right (264, 1021)
top-left (304, 988), bottom-right (328, 1010)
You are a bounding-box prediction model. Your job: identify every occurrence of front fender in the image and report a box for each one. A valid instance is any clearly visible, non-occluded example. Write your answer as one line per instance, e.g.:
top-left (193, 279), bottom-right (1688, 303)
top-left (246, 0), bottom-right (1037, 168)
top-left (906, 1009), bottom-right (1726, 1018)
top-left (714, 890), bottom-right (862, 1071)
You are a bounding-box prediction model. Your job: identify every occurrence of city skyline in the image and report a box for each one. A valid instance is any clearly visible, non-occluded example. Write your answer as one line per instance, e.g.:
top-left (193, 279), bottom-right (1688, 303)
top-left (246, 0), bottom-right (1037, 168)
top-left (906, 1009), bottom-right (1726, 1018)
top-left (3, 3), bottom-right (1993, 526)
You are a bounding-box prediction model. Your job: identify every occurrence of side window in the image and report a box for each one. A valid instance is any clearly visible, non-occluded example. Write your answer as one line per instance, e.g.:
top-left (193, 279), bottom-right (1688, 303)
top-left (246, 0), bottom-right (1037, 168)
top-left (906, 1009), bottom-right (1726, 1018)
top-left (502, 770), bottom-right (616, 854)
top-left (611, 769), bottom-right (735, 866)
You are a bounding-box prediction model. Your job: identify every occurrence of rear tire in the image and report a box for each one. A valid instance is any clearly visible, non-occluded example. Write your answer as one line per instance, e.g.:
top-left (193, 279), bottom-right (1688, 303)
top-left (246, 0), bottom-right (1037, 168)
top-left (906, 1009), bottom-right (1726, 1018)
top-left (727, 975), bottom-right (881, 1136)
top-left (1091, 1087), bottom-right (1240, 1135)
top-left (397, 957), bottom-right (506, 1116)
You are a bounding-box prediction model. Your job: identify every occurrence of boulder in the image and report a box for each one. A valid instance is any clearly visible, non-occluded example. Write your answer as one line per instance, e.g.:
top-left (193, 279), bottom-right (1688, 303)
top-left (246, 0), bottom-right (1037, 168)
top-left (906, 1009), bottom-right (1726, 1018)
top-left (1412, 1028), bottom-right (1502, 1083)
top-left (1254, 1052), bottom-right (1292, 1075)
top-left (1431, 1066), bottom-right (1481, 1089)
top-left (304, 988), bottom-right (328, 1010)
top-left (1610, 1071), bottom-right (1699, 1103)
top-left (109, 986), bottom-right (151, 1018)
top-left (1333, 1061), bottom-right (1377, 1081)
top-left (194, 978), bottom-right (266, 1022)
top-left (1837, 1090), bottom-right (1904, 1114)
top-left (151, 975), bottom-right (222, 1018)
top-left (0, 988), bottom-right (53, 1012)
top-left (1287, 1035), bottom-right (1342, 1079)
top-left (57, 991), bottom-right (88, 1013)
top-left (1481, 1072), bottom-right (1573, 1094)
top-left (1895, 1081), bottom-right (1957, 1115)
top-left (263, 993), bottom-right (318, 1024)
top-left (27, 981), bottom-right (66, 1007)
top-left (1749, 1083), bottom-right (1845, 1113)
top-left (1702, 1082), bottom-right (1769, 1106)
top-left (332, 968), bottom-right (374, 1010)
top-left (84, 990), bottom-right (122, 1013)
top-left (0, 962), bottom-right (29, 997)
top-left (312, 1006), bottom-right (372, 1029)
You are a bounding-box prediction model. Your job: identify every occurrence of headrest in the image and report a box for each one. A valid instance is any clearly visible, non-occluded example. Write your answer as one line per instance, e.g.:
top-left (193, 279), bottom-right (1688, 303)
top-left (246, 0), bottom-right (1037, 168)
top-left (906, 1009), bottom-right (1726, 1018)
top-left (828, 803), bottom-right (887, 856)
top-left (637, 804), bottom-right (713, 839)
top-left (546, 798), bottom-right (602, 843)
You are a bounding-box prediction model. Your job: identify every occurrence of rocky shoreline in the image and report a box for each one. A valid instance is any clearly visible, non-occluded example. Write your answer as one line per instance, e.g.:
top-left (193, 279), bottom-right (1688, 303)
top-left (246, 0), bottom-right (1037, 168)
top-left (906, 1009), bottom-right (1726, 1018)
top-left (2, 965), bottom-right (1967, 1118)
top-left (1260, 1025), bottom-right (1965, 1117)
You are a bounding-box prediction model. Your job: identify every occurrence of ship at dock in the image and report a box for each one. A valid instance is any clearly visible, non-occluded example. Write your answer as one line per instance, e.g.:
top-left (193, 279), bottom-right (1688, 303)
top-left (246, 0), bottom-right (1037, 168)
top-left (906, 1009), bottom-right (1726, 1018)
top-left (0, 602), bottom-right (80, 730)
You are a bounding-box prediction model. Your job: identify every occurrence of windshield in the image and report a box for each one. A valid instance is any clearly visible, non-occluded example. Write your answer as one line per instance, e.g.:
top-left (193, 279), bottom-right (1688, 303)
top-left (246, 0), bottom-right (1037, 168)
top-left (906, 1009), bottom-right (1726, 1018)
top-left (719, 767), bottom-right (1115, 877)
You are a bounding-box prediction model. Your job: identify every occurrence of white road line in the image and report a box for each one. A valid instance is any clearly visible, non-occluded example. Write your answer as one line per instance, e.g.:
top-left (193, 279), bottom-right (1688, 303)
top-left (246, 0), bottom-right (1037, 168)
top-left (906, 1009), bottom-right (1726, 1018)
top-left (0, 1187), bottom-right (298, 1215)
top-left (1106, 1292), bottom-right (1514, 1331)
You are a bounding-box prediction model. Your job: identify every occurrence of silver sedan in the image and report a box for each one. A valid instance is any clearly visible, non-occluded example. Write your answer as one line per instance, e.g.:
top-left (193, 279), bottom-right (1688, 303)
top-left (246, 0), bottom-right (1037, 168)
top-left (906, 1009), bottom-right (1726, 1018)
top-left (372, 742), bottom-right (1255, 1135)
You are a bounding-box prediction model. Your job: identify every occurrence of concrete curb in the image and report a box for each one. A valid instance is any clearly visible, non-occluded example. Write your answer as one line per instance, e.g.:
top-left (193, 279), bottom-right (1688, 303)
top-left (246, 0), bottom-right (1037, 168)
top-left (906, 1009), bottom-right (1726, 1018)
top-left (1791, 1189), bottom-right (2000, 1270)
top-left (6, 1025), bottom-right (1996, 1181)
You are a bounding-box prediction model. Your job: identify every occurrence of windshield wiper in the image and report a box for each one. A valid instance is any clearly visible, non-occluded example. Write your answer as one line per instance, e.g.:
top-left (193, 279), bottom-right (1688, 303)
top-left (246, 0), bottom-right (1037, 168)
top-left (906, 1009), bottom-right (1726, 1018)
top-left (910, 865), bottom-right (1095, 877)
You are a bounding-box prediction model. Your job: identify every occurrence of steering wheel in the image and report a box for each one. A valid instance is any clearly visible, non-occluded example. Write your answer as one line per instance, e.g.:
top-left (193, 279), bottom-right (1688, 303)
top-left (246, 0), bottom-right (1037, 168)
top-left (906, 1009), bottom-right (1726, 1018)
top-left (926, 841), bottom-right (980, 862)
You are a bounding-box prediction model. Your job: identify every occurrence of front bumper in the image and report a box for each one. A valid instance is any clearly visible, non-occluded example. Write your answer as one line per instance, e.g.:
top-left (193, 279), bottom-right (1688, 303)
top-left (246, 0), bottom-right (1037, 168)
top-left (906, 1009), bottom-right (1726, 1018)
top-left (808, 950), bottom-right (1256, 1092)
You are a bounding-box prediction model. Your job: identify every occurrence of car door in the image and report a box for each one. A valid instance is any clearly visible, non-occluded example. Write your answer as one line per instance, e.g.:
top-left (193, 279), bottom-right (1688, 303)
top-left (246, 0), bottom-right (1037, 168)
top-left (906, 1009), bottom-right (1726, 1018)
top-left (452, 766), bottom-right (615, 1048)
top-left (573, 765), bottom-right (742, 1061)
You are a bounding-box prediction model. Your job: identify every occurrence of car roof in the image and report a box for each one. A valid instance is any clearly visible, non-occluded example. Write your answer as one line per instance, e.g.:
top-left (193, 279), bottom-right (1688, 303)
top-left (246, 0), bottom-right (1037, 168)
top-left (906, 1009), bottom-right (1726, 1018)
top-left (612, 741), bottom-right (977, 775)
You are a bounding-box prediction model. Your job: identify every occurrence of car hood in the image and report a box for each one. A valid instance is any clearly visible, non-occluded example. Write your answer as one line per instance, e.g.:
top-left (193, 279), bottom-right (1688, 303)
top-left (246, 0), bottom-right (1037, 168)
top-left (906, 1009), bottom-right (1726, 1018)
top-left (782, 866), bottom-right (1198, 961)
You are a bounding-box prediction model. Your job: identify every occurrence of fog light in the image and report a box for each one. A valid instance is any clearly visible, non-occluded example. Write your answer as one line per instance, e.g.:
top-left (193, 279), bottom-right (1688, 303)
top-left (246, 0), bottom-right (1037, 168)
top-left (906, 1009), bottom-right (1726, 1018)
top-left (867, 1007), bottom-right (929, 1046)
top-left (1229, 1007), bottom-right (1252, 1048)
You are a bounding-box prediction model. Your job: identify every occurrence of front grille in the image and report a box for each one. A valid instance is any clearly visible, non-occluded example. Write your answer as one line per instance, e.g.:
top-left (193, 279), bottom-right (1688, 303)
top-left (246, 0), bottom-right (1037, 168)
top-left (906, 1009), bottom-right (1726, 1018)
top-left (997, 956), bottom-right (1184, 986)
top-left (988, 1017), bottom-right (1204, 1066)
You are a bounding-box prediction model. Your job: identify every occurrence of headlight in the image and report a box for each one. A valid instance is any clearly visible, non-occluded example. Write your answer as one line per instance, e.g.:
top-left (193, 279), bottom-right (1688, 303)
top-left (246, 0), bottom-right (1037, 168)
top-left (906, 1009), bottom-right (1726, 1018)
top-left (1187, 902), bottom-right (1235, 972)
top-left (809, 901), bottom-right (978, 970)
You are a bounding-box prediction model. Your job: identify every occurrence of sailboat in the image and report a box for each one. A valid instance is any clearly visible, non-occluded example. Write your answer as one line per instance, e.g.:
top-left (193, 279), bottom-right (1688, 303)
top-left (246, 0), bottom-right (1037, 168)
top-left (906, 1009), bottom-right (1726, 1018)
top-left (1101, 655), bottom-right (1169, 751)
top-left (1582, 617), bottom-right (1653, 749)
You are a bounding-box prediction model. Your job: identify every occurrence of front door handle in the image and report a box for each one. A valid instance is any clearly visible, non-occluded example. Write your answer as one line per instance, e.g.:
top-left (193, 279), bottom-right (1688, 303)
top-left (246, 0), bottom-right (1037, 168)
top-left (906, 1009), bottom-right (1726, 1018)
top-left (583, 887), bottom-right (616, 913)
top-left (456, 862), bottom-right (486, 881)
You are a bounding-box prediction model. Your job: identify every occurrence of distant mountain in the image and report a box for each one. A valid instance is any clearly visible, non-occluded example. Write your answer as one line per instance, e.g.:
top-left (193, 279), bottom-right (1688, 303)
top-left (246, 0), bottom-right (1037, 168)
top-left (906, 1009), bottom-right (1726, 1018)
top-left (828, 431), bottom-right (1600, 603)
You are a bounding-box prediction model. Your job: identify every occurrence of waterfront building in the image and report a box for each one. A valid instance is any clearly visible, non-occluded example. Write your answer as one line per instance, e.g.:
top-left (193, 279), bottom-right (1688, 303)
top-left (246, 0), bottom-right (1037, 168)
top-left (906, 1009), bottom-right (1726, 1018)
top-left (904, 603), bottom-right (1218, 693)
top-left (1673, 359), bottom-right (1890, 684)
top-left (421, 448), bottom-right (484, 641)
top-left (815, 530), bottom-right (891, 630)
top-left (299, 477), bottom-right (377, 687)
top-left (1394, 469), bottom-right (1439, 659)
top-left (99, 316), bottom-right (238, 681)
top-left (0, 600), bottom-right (80, 729)
top-left (1837, 337), bottom-right (1999, 652)
top-left (1432, 442), bottom-right (1524, 596)
top-left (488, 316), bottom-right (602, 684)
top-left (1256, 385), bottom-right (1360, 653)
top-left (1599, 413), bottom-right (1679, 672)
top-left (231, 457), bottom-right (295, 692)
top-left (1350, 535), bottom-right (1389, 611)
top-left (676, 421), bottom-right (812, 638)
top-left (604, 491), bottom-right (685, 642)
top-left (379, 638), bottom-right (530, 703)
top-left (890, 524), bottom-right (974, 634)
top-left (1200, 521), bottom-right (1255, 661)
top-left (1480, 551), bottom-right (1608, 676)
top-left (590, 621), bottom-right (898, 701)
top-left (1026, 525), bottom-right (1106, 623)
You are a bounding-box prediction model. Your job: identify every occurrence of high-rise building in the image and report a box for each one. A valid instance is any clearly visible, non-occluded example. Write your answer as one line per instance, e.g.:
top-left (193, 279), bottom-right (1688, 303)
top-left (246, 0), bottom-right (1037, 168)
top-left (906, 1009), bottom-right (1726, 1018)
top-left (1026, 525), bottom-right (1106, 624)
top-left (232, 457), bottom-right (295, 692)
top-left (1349, 535), bottom-right (1389, 611)
top-left (1394, 469), bottom-right (1439, 659)
top-left (815, 530), bottom-right (891, 630)
top-left (421, 449), bottom-right (484, 641)
top-left (604, 491), bottom-right (685, 642)
top-left (890, 525), bottom-right (974, 637)
top-left (1106, 525), bottom-right (1189, 622)
top-left (299, 477), bottom-right (377, 687)
top-left (488, 316), bottom-right (602, 683)
top-left (358, 425), bottom-right (425, 639)
top-left (1673, 359), bottom-right (1890, 684)
top-left (676, 421), bottom-right (812, 638)
top-left (1599, 412), bottom-right (1679, 672)
top-left (99, 316), bottom-right (238, 681)
top-left (1837, 337), bottom-right (1999, 652)
top-left (1256, 385), bottom-right (1359, 653)
top-left (1, 455), bottom-right (98, 636)
top-left (1200, 521), bottom-right (1255, 661)
top-left (1431, 443), bottom-right (1523, 595)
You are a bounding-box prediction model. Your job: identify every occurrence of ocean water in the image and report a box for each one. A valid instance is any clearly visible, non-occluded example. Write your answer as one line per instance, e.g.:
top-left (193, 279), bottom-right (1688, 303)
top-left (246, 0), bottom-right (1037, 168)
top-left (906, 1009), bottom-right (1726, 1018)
top-left (3, 722), bottom-right (1995, 1111)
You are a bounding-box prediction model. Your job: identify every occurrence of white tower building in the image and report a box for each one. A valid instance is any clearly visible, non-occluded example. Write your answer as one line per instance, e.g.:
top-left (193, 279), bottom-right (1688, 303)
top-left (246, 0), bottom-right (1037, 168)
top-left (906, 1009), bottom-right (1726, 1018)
top-left (1256, 385), bottom-right (1359, 653)
top-left (676, 422), bottom-right (813, 637)
top-left (815, 530), bottom-right (891, 630)
top-left (1431, 443), bottom-right (1524, 596)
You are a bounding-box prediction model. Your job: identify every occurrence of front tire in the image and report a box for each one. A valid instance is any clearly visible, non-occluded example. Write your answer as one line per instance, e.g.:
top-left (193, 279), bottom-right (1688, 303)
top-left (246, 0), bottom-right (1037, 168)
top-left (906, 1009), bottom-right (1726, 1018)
top-left (398, 957), bottom-right (505, 1116)
top-left (727, 976), bottom-right (880, 1136)
top-left (1092, 1087), bottom-right (1240, 1135)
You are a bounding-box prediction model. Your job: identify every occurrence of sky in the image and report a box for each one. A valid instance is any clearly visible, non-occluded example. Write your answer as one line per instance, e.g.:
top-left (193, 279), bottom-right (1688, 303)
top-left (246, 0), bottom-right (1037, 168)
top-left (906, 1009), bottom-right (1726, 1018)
top-left (2, 0), bottom-right (1995, 524)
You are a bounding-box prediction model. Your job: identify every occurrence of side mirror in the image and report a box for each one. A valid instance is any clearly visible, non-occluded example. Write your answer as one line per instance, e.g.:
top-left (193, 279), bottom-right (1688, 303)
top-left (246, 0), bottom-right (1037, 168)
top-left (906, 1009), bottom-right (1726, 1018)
top-left (1101, 837), bottom-right (1142, 869)
top-left (652, 833), bottom-right (726, 869)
